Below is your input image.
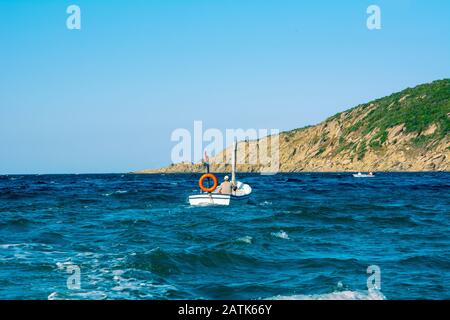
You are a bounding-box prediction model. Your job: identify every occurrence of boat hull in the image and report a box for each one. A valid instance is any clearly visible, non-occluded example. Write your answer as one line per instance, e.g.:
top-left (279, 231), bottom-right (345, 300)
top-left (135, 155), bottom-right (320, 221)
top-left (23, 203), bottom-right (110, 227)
top-left (353, 174), bottom-right (375, 178)
top-left (188, 193), bottom-right (250, 206)
top-left (188, 194), bottom-right (231, 206)
top-left (188, 181), bottom-right (252, 206)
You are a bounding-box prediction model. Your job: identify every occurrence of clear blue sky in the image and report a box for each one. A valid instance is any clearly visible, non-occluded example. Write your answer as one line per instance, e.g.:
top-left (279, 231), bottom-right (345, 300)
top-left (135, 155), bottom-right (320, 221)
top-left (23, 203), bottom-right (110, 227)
top-left (0, 0), bottom-right (449, 174)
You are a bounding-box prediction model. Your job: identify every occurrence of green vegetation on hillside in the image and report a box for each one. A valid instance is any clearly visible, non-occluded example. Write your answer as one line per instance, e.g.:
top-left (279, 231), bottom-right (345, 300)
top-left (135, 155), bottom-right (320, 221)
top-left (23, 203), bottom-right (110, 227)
top-left (330, 79), bottom-right (450, 151)
top-left (362, 79), bottom-right (449, 134)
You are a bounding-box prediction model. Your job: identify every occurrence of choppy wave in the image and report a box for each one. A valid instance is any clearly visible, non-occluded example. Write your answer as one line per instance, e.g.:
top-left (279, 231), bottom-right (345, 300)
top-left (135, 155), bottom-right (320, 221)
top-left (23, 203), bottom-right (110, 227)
top-left (48, 291), bottom-right (108, 300)
top-left (271, 289), bottom-right (385, 300)
top-left (236, 236), bottom-right (253, 244)
top-left (271, 230), bottom-right (290, 239)
top-left (103, 190), bottom-right (129, 196)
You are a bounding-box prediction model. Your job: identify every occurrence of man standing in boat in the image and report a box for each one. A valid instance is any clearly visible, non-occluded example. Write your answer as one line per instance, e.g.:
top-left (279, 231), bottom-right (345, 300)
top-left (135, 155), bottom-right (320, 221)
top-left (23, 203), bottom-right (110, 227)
top-left (203, 150), bottom-right (210, 173)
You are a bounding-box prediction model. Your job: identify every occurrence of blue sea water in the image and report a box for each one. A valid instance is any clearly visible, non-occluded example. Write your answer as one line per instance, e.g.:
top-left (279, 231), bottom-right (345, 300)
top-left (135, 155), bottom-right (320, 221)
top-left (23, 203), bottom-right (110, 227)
top-left (0, 173), bottom-right (449, 300)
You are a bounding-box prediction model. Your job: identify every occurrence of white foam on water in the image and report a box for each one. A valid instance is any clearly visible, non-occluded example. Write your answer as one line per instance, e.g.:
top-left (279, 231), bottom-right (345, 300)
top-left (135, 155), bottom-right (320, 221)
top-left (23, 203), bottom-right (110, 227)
top-left (236, 236), bottom-right (253, 244)
top-left (13, 252), bottom-right (32, 260)
top-left (103, 190), bottom-right (128, 197)
top-left (56, 261), bottom-right (76, 270)
top-left (74, 291), bottom-right (108, 299)
top-left (112, 269), bottom-right (126, 281)
top-left (109, 269), bottom-right (177, 297)
top-left (270, 289), bottom-right (385, 300)
top-left (48, 291), bottom-right (109, 300)
top-left (75, 251), bottom-right (98, 257)
top-left (47, 292), bottom-right (59, 300)
top-left (271, 230), bottom-right (290, 239)
top-left (1, 243), bottom-right (54, 251)
top-left (0, 244), bottom-right (23, 249)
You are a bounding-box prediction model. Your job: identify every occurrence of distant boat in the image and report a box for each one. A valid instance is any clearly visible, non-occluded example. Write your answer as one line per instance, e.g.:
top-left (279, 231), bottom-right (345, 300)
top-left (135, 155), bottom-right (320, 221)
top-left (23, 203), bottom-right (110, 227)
top-left (188, 141), bottom-right (252, 206)
top-left (353, 172), bottom-right (375, 178)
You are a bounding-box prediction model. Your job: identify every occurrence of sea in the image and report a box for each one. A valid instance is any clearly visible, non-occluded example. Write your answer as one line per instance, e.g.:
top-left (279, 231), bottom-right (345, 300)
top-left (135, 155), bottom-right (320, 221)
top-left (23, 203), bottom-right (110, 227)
top-left (0, 173), bottom-right (449, 300)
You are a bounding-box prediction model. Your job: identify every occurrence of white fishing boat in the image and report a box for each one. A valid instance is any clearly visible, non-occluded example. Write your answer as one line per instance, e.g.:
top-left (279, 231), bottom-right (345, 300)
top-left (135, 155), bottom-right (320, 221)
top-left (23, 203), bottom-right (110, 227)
top-left (352, 172), bottom-right (375, 178)
top-left (188, 182), bottom-right (252, 206)
top-left (188, 141), bottom-right (252, 206)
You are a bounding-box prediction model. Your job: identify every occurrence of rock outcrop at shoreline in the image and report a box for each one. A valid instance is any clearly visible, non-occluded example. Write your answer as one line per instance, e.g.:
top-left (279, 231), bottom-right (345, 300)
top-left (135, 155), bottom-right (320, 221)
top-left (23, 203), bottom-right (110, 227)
top-left (135, 79), bottom-right (450, 173)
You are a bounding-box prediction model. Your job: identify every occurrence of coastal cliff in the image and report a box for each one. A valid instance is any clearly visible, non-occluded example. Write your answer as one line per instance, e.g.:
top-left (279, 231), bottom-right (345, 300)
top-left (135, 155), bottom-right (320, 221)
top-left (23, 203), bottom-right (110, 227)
top-left (136, 79), bottom-right (450, 173)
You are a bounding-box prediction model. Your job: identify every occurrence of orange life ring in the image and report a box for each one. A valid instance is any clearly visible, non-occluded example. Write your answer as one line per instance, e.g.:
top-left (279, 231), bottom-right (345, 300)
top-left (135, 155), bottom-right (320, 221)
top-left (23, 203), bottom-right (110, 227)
top-left (198, 173), bottom-right (218, 193)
